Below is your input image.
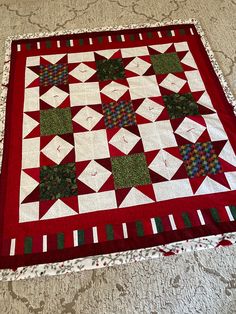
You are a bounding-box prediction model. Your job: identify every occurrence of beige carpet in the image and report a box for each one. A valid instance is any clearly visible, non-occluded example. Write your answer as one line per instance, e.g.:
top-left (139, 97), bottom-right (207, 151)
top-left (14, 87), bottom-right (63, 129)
top-left (0, 0), bottom-right (236, 313)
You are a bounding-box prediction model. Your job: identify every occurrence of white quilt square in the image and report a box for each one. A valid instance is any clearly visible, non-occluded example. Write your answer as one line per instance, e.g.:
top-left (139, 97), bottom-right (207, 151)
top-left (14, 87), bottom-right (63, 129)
top-left (24, 87), bottom-right (40, 112)
top-left (22, 138), bottom-right (40, 169)
top-left (203, 113), bottom-right (228, 141)
top-left (69, 82), bottom-right (101, 106)
top-left (78, 191), bottom-right (117, 213)
top-left (19, 202), bottom-right (39, 223)
top-left (121, 46), bottom-right (149, 58)
top-left (68, 51), bottom-right (95, 63)
top-left (185, 70), bottom-right (205, 91)
top-left (174, 42), bottom-right (189, 51)
top-left (153, 179), bottom-right (193, 201)
top-left (128, 76), bottom-right (161, 99)
top-left (138, 120), bottom-right (177, 151)
top-left (74, 129), bottom-right (110, 161)
top-left (26, 56), bottom-right (40, 66)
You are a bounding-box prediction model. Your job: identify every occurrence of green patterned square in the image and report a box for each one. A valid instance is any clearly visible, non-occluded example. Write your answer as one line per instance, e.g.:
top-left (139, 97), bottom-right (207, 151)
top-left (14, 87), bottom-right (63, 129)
top-left (40, 108), bottom-right (73, 136)
top-left (163, 93), bottom-right (199, 119)
top-left (111, 153), bottom-right (151, 189)
top-left (96, 58), bottom-right (125, 81)
top-left (40, 163), bottom-right (78, 200)
top-left (151, 53), bottom-right (183, 74)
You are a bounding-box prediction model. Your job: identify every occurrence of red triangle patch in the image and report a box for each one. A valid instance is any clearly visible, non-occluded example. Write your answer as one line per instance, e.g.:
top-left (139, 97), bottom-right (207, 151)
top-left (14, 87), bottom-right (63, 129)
top-left (22, 186), bottom-right (40, 204)
top-left (61, 196), bottom-right (79, 212)
top-left (115, 188), bottom-right (131, 207)
top-left (39, 199), bottom-right (56, 219)
top-left (23, 168), bottom-right (40, 182)
top-left (136, 184), bottom-right (155, 201)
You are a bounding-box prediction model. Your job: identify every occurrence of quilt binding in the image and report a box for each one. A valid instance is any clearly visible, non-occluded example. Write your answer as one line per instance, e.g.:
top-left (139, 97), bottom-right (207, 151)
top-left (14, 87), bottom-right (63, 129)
top-left (0, 18), bottom-right (236, 281)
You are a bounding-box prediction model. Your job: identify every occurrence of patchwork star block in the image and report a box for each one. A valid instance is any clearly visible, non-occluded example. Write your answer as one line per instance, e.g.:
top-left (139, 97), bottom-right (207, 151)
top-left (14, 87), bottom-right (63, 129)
top-left (96, 58), bottom-right (125, 81)
top-left (111, 153), bottom-right (151, 189)
top-left (102, 101), bottom-right (136, 129)
top-left (150, 53), bottom-right (183, 74)
top-left (39, 64), bottom-right (68, 86)
top-left (163, 93), bottom-right (199, 119)
top-left (40, 163), bottom-right (78, 200)
top-left (40, 108), bottom-right (73, 136)
top-left (179, 142), bottom-right (222, 178)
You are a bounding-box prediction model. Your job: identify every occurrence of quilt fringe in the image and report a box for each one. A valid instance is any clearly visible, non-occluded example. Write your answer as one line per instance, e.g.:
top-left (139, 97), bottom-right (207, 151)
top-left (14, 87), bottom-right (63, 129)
top-left (0, 19), bottom-right (236, 281)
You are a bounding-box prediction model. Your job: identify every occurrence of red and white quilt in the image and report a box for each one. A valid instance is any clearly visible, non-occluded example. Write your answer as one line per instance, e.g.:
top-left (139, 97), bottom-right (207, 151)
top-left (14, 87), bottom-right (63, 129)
top-left (0, 22), bottom-right (236, 273)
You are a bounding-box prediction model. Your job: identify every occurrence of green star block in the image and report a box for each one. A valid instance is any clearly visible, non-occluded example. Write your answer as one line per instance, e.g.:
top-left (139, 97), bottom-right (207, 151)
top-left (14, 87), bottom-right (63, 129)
top-left (40, 163), bottom-right (78, 200)
top-left (96, 58), bottom-right (125, 81)
top-left (111, 153), bottom-right (151, 189)
top-left (163, 93), bottom-right (199, 119)
top-left (151, 52), bottom-right (183, 74)
top-left (40, 107), bottom-right (73, 136)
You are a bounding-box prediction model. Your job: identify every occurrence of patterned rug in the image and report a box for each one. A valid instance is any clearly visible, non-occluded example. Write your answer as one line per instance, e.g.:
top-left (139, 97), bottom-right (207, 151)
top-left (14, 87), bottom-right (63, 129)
top-left (0, 19), bottom-right (236, 280)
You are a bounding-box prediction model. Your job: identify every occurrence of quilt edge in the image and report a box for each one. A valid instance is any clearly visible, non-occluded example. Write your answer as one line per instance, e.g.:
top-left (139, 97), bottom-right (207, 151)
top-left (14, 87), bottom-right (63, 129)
top-left (0, 231), bottom-right (235, 281)
top-left (0, 37), bottom-right (12, 171)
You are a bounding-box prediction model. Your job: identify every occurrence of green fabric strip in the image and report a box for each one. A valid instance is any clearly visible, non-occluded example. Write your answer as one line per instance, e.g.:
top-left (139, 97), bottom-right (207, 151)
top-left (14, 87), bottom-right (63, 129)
top-left (24, 237), bottom-right (33, 254)
top-left (147, 32), bottom-right (153, 38)
top-left (98, 36), bottom-right (103, 43)
top-left (57, 233), bottom-right (64, 250)
top-left (136, 221), bottom-right (144, 237)
top-left (129, 34), bottom-right (135, 41)
top-left (154, 217), bottom-right (163, 232)
top-left (26, 43), bottom-right (31, 50)
top-left (77, 230), bottom-right (85, 245)
top-left (116, 35), bottom-right (122, 42)
top-left (106, 224), bottom-right (114, 240)
top-left (229, 205), bottom-right (236, 220)
top-left (210, 208), bottom-right (220, 223)
top-left (182, 212), bottom-right (192, 228)
top-left (179, 29), bottom-right (185, 35)
top-left (45, 40), bottom-right (51, 48)
top-left (79, 38), bottom-right (84, 46)
top-left (167, 30), bottom-right (172, 37)
top-left (66, 39), bottom-right (71, 47)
